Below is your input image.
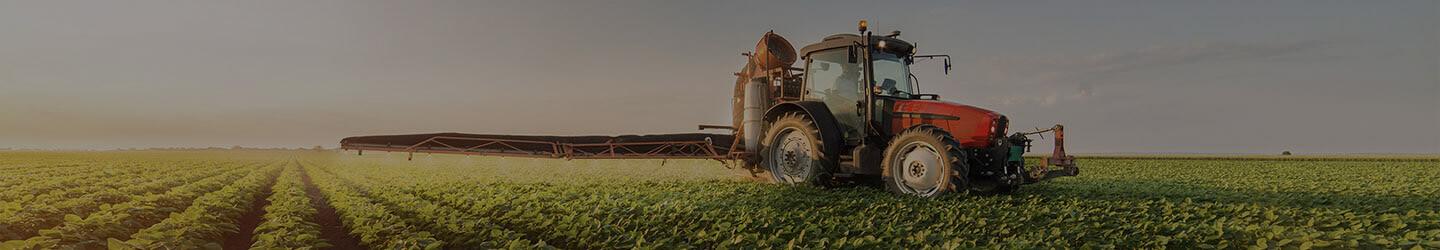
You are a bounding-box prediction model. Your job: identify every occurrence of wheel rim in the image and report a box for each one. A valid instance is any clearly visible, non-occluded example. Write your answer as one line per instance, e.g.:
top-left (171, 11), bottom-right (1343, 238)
top-left (892, 141), bottom-right (944, 196)
top-left (769, 127), bottom-right (813, 183)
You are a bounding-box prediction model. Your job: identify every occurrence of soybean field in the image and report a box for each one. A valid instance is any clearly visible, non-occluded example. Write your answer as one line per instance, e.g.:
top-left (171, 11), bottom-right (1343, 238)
top-left (0, 151), bottom-right (1437, 249)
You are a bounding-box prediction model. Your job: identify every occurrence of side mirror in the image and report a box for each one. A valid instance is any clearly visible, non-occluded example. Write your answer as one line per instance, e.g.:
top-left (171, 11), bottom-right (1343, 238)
top-left (914, 54), bottom-right (952, 76)
top-left (943, 58), bottom-right (951, 75)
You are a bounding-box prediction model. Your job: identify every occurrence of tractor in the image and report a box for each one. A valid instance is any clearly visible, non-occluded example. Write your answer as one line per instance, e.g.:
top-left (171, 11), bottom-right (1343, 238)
top-left (731, 20), bottom-right (1077, 197)
top-left (340, 20), bottom-right (1077, 198)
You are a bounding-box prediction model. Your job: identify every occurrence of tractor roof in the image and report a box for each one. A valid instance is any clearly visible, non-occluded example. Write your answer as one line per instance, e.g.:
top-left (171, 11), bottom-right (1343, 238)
top-left (799, 34), bottom-right (914, 58)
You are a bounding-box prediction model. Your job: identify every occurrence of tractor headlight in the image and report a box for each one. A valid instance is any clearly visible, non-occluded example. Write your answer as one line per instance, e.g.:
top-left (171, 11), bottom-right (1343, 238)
top-left (878, 40), bottom-right (887, 49)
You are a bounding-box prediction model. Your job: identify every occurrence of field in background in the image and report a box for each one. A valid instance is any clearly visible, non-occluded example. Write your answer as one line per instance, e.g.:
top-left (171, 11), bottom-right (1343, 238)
top-left (1, 151), bottom-right (1436, 249)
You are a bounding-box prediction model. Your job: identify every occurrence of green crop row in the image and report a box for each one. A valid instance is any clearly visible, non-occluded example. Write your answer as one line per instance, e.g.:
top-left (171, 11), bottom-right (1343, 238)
top-left (0, 162), bottom-right (104, 187)
top-left (0, 162), bottom-right (242, 241)
top-left (1, 162), bottom-right (269, 249)
top-left (301, 163), bottom-right (443, 249)
top-left (318, 162), bottom-right (550, 249)
top-left (0, 161), bottom-right (157, 202)
top-left (249, 163), bottom-right (329, 249)
top-left (111, 163), bottom-right (281, 249)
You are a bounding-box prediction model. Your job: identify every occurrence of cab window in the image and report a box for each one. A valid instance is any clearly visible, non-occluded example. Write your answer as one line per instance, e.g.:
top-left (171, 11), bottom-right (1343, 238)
top-left (872, 52), bottom-right (914, 98)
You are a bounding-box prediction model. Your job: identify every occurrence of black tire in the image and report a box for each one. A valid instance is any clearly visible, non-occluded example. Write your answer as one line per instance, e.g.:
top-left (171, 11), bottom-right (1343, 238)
top-left (881, 126), bottom-right (970, 198)
top-left (758, 112), bottom-right (832, 185)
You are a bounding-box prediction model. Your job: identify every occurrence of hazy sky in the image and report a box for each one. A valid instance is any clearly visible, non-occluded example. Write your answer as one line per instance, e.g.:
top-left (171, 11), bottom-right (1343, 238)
top-left (2, 1), bottom-right (1436, 153)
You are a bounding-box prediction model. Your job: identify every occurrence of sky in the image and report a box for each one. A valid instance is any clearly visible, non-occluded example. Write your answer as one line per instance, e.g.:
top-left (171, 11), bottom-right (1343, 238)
top-left (1, 1), bottom-right (1436, 153)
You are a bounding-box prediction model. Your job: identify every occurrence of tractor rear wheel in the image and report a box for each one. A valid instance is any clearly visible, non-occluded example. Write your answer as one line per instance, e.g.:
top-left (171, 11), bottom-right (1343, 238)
top-left (881, 126), bottom-right (969, 197)
top-left (759, 112), bottom-right (831, 185)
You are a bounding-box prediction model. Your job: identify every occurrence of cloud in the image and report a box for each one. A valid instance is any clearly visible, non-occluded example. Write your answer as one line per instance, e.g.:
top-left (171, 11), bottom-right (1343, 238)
top-left (976, 40), bottom-right (1328, 106)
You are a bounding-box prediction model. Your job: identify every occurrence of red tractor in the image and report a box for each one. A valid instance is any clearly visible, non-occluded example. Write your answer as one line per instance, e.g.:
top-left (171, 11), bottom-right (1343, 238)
top-left (731, 20), bottom-right (1076, 196)
top-left (340, 20), bottom-right (1078, 198)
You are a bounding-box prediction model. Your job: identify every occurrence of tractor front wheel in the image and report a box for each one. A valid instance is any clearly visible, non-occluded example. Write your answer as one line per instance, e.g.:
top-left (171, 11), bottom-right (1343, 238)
top-left (881, 126), bottom-right (970, 198)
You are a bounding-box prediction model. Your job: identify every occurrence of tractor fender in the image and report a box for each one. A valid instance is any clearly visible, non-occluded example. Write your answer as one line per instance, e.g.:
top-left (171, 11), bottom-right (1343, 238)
top-left (764, 101), bottom-right (843, 171)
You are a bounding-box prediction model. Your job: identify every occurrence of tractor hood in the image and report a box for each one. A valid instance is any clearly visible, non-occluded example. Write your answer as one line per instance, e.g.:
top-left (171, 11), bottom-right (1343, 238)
top-left (890, 99), bottom-right (1006, 148)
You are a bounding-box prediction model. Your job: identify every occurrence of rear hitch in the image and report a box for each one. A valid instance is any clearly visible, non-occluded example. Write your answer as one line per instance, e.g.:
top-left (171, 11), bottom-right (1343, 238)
top-left (1009, 124), bottom-right (1080, 184)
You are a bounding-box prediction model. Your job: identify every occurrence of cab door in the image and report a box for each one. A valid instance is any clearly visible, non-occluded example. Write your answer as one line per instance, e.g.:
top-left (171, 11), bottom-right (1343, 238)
top-left (869, 51), bottom-right (914, 138)
top-left (803, 48), bottom-right (866, 144)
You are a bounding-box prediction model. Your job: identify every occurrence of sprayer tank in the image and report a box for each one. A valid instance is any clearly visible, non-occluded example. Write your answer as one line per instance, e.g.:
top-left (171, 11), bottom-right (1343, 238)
top-left (742, 77), bottom-right (767, 153)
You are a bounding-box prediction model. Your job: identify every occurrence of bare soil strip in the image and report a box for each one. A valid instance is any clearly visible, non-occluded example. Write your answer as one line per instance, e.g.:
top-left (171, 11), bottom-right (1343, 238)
top-left (299, 165), bottom-right (362, 249)
top-left (221, 177), bottom-right (273, 250)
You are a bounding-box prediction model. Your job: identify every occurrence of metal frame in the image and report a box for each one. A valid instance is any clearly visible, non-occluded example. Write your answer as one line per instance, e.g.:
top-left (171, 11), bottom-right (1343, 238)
top-left (1014, 125), bottom-right (1079, 182)
top-left (341, 135), bottom-right (732, 160)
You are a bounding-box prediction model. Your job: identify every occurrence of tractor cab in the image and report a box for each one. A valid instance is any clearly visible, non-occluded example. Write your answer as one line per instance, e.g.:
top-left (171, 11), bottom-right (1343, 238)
top-left (797, 33), bottom-right (919, 143)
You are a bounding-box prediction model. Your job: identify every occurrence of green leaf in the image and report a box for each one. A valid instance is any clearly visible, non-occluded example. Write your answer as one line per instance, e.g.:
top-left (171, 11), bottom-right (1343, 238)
top-left (108, 238), bottom-right (136, 250)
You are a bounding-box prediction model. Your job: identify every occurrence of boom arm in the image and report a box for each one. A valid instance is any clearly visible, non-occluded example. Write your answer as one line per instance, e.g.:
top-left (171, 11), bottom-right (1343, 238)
top-left (340, 132), bottom-right (736, 161)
